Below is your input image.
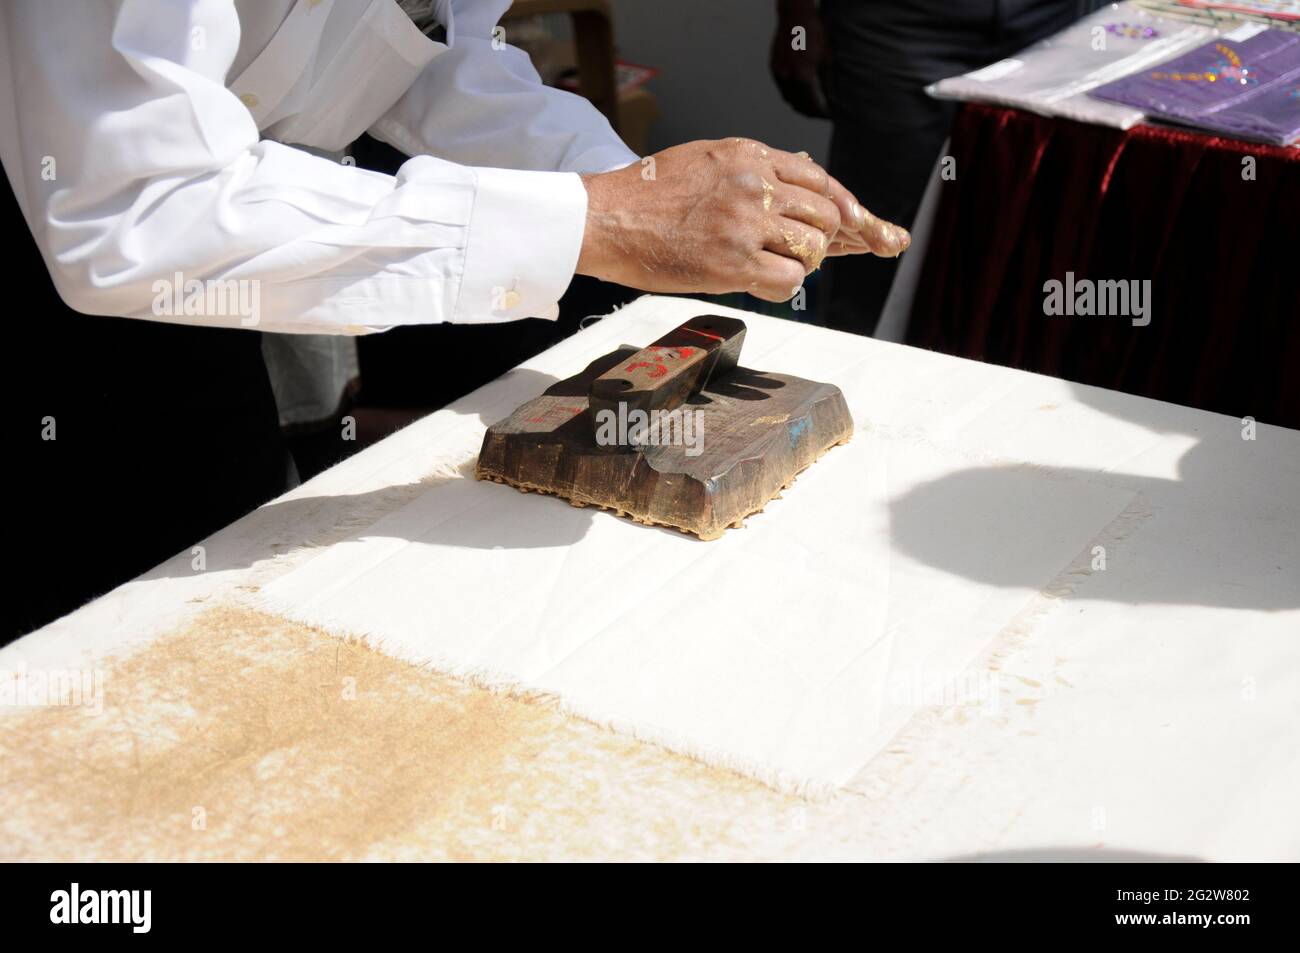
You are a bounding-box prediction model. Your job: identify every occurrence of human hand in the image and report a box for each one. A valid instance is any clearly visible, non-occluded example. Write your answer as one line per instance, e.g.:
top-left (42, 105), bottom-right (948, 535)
top-left (577, 138), bottom-right (909, 303)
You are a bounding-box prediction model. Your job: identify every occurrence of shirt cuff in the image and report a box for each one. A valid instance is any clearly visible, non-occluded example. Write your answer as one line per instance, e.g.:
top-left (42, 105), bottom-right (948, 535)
top-left (455, 167), bottom-right (588, 324)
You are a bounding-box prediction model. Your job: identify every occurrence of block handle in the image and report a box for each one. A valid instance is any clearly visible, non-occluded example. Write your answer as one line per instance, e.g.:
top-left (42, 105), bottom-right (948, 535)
top-left (588, 315), bottom-right (746, 445)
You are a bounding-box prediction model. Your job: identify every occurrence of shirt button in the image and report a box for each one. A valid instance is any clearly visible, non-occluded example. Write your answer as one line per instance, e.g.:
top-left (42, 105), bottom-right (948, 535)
top-left (500, 290), bottom-right (522, 310)
top-left (239, 92), bottom-right (259, 109)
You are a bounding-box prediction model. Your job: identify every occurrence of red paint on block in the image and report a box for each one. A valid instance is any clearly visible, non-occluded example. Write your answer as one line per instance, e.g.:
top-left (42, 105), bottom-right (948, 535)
top-left (681, 325), bottom-right (724, 343)
top-left (625, 360), bottom-right (668, 378)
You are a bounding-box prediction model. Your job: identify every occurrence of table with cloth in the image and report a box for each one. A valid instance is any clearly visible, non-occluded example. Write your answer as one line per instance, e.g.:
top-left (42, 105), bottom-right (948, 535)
top-left (1, 296), bottom-right (1296, 861)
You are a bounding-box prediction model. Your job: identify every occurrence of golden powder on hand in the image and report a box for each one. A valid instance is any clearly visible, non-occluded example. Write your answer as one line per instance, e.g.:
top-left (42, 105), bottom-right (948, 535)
top-left (782, 228), bottom-right (826, 271)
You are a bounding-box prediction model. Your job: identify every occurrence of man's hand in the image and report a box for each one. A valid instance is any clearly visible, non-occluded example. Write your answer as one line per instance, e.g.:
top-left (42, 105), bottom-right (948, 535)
top-left (576, 138), bottom-right (909, 303)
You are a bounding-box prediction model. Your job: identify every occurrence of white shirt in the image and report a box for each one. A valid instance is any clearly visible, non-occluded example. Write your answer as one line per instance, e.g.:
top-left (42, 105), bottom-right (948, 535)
top-left (0, 0), bottom-right (638, 333)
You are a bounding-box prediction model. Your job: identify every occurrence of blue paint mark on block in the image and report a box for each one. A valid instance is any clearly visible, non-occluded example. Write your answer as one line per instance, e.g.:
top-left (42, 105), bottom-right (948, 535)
top-left (787, 414), bottom-right (811, 449)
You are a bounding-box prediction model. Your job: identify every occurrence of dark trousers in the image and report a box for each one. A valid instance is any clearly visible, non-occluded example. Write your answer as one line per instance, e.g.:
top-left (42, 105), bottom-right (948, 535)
top-left (820, 0), bottom-right (1082, 333)
top-left (7, 180), bottom-right (294, 644)
top-left (348, 134), bottom-right (638, 410)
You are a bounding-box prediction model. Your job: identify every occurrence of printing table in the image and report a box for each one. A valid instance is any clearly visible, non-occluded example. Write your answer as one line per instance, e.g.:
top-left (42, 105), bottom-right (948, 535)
top-left (2, 295), bottom-right (1296, 861)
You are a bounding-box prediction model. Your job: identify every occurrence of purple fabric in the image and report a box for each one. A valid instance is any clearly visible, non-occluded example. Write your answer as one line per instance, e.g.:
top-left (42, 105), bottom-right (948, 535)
top-left (1090, 29), bottom-right (1300, 145)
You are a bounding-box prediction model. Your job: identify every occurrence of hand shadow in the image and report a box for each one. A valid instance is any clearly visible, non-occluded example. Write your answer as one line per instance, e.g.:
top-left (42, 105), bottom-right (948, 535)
top-left (888, 383), bottom-right (1299, 610)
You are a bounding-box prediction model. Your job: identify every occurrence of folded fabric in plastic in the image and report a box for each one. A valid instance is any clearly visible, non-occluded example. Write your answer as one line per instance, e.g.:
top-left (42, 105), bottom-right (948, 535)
top-left (1090, 26), bottom-right (1300, 143)
top-left (1177, 1), bottom-right (1300, 22)
top-left (928, 2), bottom-right (1224, 129)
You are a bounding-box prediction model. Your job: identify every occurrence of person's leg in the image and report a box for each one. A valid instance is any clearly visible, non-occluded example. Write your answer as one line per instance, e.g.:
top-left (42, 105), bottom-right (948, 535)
top-left (819, 0), bottom-right (1078, 334)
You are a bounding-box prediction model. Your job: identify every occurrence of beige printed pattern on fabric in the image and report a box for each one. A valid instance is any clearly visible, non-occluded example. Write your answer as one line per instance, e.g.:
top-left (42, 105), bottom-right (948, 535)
top-left (0, 607), bottom-right (816, 861)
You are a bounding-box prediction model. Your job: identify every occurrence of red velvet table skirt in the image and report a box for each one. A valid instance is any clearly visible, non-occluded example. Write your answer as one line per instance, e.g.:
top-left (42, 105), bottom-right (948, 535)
top-left (907, 102), bottom-right (1300, 430)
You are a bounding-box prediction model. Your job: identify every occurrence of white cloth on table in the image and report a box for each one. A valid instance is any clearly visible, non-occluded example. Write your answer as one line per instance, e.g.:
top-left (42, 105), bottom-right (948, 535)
top-left (254, 297), bottom-right (1300, 796)
top-left (6, 296), bottom-right (1298, 856)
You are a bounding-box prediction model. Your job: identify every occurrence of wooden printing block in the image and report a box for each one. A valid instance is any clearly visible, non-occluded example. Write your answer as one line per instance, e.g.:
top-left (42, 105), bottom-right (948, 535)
top-left (587, 315), bottom-right (746, 441)
top-left (475, 316), bottom-right (853, 540)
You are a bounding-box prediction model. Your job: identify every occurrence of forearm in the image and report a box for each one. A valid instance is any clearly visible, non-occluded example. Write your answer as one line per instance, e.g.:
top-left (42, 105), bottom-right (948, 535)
top-left (1, 0), bottom-right (588, 333)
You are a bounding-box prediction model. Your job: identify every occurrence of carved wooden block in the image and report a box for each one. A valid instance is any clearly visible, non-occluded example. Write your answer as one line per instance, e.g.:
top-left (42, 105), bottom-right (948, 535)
top-left (476, 319), bottom-right (853, 540)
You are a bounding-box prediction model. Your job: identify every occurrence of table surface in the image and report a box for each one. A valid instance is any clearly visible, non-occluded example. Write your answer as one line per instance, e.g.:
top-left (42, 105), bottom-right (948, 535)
top-left (2, 295), bottom-right (1296, 861)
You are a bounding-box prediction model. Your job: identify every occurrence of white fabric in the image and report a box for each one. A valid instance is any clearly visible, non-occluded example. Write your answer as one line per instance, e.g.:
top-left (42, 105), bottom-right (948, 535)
top-left (236, 298), bottom-right (1297, 799)
top-left (5, 297), bottom-right (1298, 855)
top-left (929, 2), bottom-right (1230, 129)
top-left (0, 0), bottom-right (638, 334)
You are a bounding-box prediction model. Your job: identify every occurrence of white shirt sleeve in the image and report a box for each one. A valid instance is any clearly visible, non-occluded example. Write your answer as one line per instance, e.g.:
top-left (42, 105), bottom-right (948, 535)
top-left (370, 1), bottom-right (640, 326)
top-left (0, 0), bottom-right (626, 334)
top-left (373, 0), bottom-right (640, 175)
